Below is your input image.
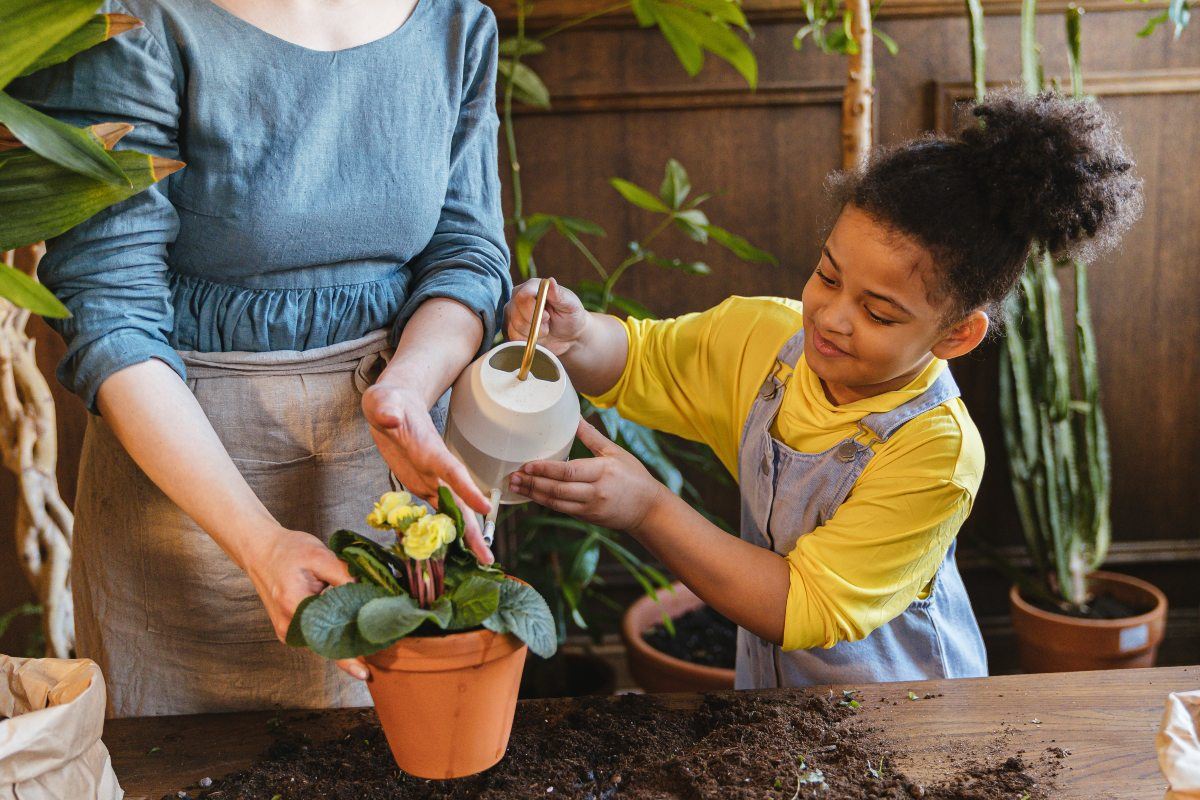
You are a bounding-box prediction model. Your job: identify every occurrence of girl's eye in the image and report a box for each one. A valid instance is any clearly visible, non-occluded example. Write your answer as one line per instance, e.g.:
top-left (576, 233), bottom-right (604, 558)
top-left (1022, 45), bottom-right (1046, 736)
top-left (867, 309), bottom-right (897, 326)
top-left (815, 268), bottom-right (836, 286)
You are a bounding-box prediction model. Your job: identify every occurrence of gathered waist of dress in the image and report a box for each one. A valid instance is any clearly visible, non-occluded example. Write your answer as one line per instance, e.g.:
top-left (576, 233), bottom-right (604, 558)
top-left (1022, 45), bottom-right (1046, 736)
top-left (167, 271), bottom-right (409, 354)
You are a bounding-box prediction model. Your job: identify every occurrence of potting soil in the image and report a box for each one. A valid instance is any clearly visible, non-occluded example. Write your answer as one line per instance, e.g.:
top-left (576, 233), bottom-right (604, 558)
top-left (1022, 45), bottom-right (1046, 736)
top-left (167, 690), bottom-right (1060, 799)
top-left (642, 605), bottom-right (737, 670)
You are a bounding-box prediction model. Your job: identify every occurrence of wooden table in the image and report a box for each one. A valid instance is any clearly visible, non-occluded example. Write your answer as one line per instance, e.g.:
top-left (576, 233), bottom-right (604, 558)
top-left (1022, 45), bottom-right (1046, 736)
top-left (106, 665), bottom-right (1197, 800)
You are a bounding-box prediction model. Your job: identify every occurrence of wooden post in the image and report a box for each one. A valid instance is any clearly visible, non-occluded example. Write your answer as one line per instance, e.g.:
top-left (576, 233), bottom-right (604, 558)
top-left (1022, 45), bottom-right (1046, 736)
top-left (841, 0), bottom-right (874, 170)
top-left (1, 244), bottom-right (75, 658)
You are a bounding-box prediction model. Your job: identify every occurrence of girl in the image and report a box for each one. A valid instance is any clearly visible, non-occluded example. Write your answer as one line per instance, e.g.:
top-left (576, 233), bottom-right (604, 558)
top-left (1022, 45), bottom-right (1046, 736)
top-left (505, 90), bottom-right (1142, 688)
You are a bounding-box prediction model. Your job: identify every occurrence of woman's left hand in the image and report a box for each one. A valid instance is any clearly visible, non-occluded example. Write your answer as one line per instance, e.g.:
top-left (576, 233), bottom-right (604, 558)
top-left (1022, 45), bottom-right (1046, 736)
top-left (362, 383), bottom-right (494, 564)
top-left (509, 419), bottom-right (667, 531)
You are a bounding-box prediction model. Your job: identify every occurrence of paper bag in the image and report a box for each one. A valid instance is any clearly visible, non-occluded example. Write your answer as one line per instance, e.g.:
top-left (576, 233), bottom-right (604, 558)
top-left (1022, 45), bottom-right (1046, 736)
top-left (1159, 689), bottom-right (1200, 800)
top-left (0, 656), bottom-right (123, 800)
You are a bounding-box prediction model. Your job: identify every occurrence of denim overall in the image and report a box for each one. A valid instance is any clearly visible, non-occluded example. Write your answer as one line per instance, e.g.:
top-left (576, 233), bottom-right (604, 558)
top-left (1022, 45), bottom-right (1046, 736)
top-left (735, 329), bottom-right (989, 689)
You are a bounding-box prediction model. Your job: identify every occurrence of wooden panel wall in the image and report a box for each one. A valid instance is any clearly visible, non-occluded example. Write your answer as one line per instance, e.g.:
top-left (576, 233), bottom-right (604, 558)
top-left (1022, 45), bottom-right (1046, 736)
top-left (3, 0), bottom-right (1197, 668)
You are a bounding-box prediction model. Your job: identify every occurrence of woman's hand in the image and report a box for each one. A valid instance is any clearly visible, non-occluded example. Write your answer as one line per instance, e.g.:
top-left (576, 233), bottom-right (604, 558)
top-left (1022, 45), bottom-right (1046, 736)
top-left (505, 277), bottom-right (591, 355)
top-left (509, 419), bottom-right (667, 531)
top-left (362, 383), bottom-right (494, 564)
top-left (242, 526), bottom-right (369, 680)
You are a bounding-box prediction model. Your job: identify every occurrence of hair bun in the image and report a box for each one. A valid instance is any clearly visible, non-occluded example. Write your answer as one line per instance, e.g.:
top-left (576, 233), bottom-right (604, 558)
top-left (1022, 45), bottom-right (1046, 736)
top-left (960, 88), bottom-right (1143, 262)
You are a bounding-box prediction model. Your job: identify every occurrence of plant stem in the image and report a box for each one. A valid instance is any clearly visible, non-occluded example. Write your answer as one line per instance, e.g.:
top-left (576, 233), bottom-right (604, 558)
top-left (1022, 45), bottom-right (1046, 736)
top-left (1020, 0), bottom-right (1041, 93)
top-left (503, 0), bottom-right (530, 274)
top-left (601, 215), bottom-right (674, 309)
top-left (535, 1), bottom-right (629, 41)
top-left (964, 0), bottom-right (987, 102)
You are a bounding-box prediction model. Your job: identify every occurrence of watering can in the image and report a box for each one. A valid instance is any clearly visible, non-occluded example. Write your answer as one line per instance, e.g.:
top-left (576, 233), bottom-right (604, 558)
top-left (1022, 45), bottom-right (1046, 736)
top-left (444, 279), bottom-right (580, 541)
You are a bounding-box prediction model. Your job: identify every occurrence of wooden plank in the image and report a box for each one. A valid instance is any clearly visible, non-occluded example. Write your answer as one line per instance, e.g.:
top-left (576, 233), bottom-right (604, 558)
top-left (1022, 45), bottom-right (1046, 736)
top-left (106, 665), bottom-right (1197, 800)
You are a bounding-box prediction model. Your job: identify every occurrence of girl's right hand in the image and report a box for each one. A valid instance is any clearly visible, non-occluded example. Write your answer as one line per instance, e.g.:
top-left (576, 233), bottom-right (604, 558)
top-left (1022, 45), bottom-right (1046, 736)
top-left (504, 277), bottom-right (590, 355)
top-left (243, 525), bottom-right (370, 681)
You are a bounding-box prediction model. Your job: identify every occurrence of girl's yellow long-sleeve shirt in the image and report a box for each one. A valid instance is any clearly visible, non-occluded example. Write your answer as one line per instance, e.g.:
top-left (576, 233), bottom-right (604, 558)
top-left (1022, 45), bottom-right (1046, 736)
top-left (588, 296), bottom-right (984, 652)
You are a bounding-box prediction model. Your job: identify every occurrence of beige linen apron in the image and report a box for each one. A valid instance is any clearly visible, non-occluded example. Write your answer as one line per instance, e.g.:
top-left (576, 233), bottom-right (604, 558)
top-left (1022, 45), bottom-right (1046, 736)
top-left (70, 329), bottom-right (430, 718)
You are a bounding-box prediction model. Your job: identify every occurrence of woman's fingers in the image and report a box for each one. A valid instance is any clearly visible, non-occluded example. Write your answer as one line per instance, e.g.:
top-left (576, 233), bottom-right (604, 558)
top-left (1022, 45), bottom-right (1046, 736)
top-left (336, 657), bottom-right (369, 681)
top-left (460, 510), bottom-right (495, 565)
top-left (510, 470), bottom-right (594, 505)
top-left (520, 456), bottom-right (604, 483)
top-left (575, 419), bottom-right (617, 456)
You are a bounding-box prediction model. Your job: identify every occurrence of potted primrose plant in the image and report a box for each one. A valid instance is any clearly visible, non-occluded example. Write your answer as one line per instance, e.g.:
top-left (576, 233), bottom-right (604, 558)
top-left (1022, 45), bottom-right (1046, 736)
top-left (286, 488), bottom-right (556, 779)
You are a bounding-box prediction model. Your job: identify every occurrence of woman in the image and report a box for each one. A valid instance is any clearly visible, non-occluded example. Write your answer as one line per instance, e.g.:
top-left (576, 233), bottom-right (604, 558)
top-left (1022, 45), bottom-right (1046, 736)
top-left (10, 0), bottom-right (509, 717)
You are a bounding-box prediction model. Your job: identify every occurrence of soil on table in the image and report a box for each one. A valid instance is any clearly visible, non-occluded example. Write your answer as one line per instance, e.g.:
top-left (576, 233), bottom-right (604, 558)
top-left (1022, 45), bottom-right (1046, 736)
top-left (642, 605), bottom-right (737, 669)
top-left (167, 691), bottom-right (1061, 800)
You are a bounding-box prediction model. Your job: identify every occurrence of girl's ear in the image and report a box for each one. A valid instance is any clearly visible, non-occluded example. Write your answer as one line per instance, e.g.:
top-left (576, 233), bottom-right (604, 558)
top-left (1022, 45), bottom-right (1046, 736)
top-left (931, 309), bottom-right (989, 360)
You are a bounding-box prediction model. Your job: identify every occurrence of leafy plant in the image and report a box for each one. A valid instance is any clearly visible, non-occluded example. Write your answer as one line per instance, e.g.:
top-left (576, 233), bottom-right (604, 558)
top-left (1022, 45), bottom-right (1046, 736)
top-left (792, 0), bottom-right (897, 57)
top-left (287, 488), bottom-right (557, 659)
top-left (0, 0), bottom-right (183, 315)
top-left (493, 0), bottom-right (775, 646)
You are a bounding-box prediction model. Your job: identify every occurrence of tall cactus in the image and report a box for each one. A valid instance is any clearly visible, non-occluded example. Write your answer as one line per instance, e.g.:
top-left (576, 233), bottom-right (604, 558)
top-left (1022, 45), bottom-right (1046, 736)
top-left (991, 0), bottom-right (1112, 610)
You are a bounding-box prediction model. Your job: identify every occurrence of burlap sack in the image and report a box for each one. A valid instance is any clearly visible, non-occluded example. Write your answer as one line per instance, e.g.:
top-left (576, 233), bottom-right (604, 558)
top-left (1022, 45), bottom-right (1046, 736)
top-left (0, 656), bottom-right (122, 800)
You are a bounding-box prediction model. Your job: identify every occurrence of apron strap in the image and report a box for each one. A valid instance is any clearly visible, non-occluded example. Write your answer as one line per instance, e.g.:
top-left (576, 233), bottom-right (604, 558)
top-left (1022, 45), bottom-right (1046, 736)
top-left (859, 364), bottom-right (961, 442)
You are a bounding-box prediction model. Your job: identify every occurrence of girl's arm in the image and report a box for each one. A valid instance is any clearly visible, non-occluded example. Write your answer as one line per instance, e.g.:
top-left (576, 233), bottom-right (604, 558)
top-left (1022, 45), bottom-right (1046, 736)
top-left (510, 419), bottom-right (790, 645)
top-left (96, 360), bottom-right (368, 679)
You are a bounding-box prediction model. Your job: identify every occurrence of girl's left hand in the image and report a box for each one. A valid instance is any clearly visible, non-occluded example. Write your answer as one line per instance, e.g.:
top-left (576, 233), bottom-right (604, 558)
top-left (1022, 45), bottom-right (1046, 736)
top-left (509, 419), bottom-right (666, 531)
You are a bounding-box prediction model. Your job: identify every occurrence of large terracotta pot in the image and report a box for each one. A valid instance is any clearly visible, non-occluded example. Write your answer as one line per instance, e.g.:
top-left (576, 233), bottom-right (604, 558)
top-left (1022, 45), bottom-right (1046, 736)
top-left (365, 626), bottom-right (527, 779)
top-left (1009, 570), bottom-right (1167, 674)
top-left (621, 581), bottom-right (735, 693)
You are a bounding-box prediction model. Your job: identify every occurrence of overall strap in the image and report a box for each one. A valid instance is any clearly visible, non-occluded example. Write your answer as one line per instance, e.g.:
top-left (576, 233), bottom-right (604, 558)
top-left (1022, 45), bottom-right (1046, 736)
top-left (859, 364), bottom-right (961, 442)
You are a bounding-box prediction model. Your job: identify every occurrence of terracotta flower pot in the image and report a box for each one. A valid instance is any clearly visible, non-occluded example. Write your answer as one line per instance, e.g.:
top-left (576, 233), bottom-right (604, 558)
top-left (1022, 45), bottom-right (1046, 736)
top-left (1009, 570), bottom-right (1168, 674)
top-left (365, 625), bottom-right (527, 779)
top-left (621, 581), bottom-right (735, 693)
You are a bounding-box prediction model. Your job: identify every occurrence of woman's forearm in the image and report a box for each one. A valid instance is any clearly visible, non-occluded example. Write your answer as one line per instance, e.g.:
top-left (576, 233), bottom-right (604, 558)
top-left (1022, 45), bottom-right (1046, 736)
top-left (631, 490), bottom-right (791, 646)
top-left (561, 312), bottom-right (629, 397)
top-left (377, 297), bottom-right (484, 406)
top-left (95, 358), bottom-right (281, 570)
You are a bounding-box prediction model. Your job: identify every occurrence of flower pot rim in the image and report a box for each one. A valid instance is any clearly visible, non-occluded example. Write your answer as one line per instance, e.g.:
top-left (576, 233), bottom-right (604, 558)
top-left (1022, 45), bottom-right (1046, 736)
top-left (1009, 569), bottom-right (1167, 629)
top-left (621, 580), bottom-right (736, 682)
top-left (365, 624), bottom-right (525, 670)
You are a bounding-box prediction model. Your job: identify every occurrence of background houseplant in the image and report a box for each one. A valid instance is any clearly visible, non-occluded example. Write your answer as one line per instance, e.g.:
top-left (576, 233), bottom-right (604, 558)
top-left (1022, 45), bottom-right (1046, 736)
top-left (287, 487), bottom-right (557, 778)
top-left (977, 0), bottom-right (1177, 671)
top-left (0, 0), bottom-right (183, 658)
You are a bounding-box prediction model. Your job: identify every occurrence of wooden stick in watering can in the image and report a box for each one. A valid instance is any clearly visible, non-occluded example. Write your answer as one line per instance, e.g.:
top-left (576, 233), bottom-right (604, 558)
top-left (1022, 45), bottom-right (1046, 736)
top-left (483, 278), bottom-right (551, 545)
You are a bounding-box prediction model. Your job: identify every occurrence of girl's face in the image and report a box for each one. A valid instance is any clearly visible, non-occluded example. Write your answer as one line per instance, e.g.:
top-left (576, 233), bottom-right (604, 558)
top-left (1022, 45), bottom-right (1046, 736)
top-left (800, 205), bottom-right (989, 406)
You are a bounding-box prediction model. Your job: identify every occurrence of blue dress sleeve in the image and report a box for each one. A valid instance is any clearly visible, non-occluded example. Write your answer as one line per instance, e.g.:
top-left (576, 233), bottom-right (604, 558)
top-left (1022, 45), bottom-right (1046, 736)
top-left (7, 0), bottom-right (185, 414)
top-left (393, 7), bottom-right (512, 354)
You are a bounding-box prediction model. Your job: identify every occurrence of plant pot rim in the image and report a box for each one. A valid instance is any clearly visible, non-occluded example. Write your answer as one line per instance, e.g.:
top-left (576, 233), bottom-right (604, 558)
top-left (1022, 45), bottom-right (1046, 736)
top-left (1009, 569), bottom-right (1167, 628)
top-left (621, 581), bottom-right (736, 682)
top-left (366, 624), bottom-right (524, 671)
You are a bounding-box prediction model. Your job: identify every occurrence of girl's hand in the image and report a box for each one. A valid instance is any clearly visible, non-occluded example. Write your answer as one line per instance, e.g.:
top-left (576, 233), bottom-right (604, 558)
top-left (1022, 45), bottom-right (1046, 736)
top-left (362, 384), bottom-right (494, 564)
top-left (509, 419), bottom-right (666, 531)
top-left (505, 277), bottom-right (591, 355)
top-left (243, 526), bottom-right (369, 681)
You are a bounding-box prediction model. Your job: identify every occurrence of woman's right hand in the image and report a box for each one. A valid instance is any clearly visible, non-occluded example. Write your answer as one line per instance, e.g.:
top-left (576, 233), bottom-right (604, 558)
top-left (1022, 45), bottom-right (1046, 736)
top-left (505, 277), bottom-right (591, 355)
top-left (242, 526), bottom-right (370, 681)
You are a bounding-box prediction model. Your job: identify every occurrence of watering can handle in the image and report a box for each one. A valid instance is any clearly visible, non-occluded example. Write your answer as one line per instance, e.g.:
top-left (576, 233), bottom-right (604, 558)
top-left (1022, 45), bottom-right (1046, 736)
top-left (518, 278), bottom-right (551, 381)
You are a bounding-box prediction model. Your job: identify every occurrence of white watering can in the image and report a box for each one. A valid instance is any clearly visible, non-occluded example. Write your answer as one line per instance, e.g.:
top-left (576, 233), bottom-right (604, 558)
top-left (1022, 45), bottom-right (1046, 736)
top-left (444, 279), bottom-right (580, 542)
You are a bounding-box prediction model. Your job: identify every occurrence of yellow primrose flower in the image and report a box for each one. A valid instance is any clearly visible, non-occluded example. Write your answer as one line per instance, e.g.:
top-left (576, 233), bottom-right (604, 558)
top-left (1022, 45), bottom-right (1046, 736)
top-left (401, 515), bottom-right (446, 561)
top-left (386, 503), bottom-right (427, 530)
top-left (367, 491), bottom-right (415, 529)
top-left (427, 513), bottom-right (457, 545)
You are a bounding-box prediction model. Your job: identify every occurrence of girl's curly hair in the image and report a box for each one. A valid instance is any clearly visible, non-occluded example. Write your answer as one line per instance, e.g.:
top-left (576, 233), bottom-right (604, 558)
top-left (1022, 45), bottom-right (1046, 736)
top-left (828, 88), bottom-right (1144, 321)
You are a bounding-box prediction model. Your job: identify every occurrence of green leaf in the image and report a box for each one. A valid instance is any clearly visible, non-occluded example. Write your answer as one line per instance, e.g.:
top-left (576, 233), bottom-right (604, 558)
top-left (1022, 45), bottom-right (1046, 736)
top-left (285, 594), bottom-right (318, 647)
top-left (681, 0), bottom-right (751, 32)
top-left (498, 36), bottom-right (546, 57)
top-left (0, 0), bottom-right (100, 87)
top-left (646, 253), bottom-right (711, 275)
top-left (649, 5), bottom-right (704, 76)
top-left (567, 539), bottom-right (601, 588)
top-left (659, 158), bottom-right (691, 209)
top-left (300, 583), bottom-right (390, 659)
top-left (703, 224), bottom-right (778, 264)
top-left (19, 12), bottom-right (142, 77)
top-left (358, 593), bottom-right (450, 644)
top-left (630, 0), bottom-right (656, 26)
top-left (609, 177), bottom-right (671, 213)
top-left (0, 263), bottom-right (68, 317)
top-left (482, 579), bottom-right (557, 658)
top-left (575, 281), bottom-right (655, 319)
top-left (497, 58), bottom-right (551, 109)
top-left (341, 545), bottom-right (402, 595)
top-left (874, 27), bottom-right (899, 56)
top-left (551, 215), bottom-right (606, 237)
top-left (1137, 10), bottom-right (1169, 36)
top-left (0, 148), bottom-right (180, 251)
top-left (0, 92), bottom-right (127, 186)
top-left (674, 208), bottom-right (710, 242)
top-left (437, 486), bottom-right (465, 540)
top-left (447, 574), bottom-right (502, 629)
top-left (653, 3), bottom-right (758, 87)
